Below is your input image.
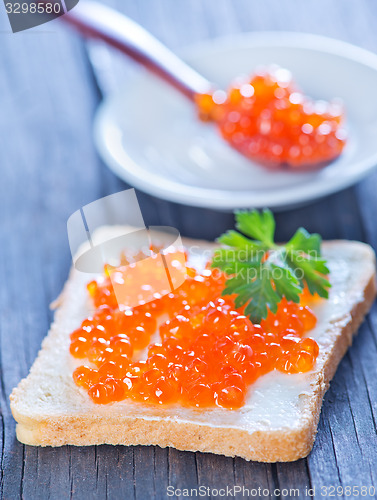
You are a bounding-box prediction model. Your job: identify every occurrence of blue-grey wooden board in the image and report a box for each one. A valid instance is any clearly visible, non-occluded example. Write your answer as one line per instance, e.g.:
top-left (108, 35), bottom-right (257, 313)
top-left (0, 1), bottom-right (376, 498)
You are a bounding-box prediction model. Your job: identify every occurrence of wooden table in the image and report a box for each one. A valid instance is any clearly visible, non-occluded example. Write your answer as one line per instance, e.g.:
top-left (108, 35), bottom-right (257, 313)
top-left (1, 0), bottom-right (377, 498)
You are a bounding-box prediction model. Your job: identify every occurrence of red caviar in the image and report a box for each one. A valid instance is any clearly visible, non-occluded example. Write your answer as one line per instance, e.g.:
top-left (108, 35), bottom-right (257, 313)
top-left (70, 256), bottom-right (319, 409)
top-left (196, 66), bottom-right (346, 169)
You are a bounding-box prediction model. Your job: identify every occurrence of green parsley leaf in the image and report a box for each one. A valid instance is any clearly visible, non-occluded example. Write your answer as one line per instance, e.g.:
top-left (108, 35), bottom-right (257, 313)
top-left (286, 227), bottom-right (321, 254)
top-left (270, 262), bottom-right (302, 303)
top-left (212, 209), bottom-right (331, 323)
top-left (217, 230), bottom-right (264, 252)
top-left (235, 209), bottom-right (276, 248)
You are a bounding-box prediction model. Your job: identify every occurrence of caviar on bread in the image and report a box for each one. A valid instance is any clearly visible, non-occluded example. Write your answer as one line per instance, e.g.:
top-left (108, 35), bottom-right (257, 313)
top-left (70, 210), bottom-right (329, 409)
top-left (10, 224), bottom-right (376, 461)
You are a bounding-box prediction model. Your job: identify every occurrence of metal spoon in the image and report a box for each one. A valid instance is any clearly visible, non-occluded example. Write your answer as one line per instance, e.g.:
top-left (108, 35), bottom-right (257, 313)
top-left (63, 1), bottom-right (213, 101)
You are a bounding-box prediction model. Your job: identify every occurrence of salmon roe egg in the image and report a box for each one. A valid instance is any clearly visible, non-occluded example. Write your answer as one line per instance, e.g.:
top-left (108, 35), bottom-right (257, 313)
top-left (195, 66), bottom-right (347, 170)
top-left (70, 256), bottom-right (320, 408)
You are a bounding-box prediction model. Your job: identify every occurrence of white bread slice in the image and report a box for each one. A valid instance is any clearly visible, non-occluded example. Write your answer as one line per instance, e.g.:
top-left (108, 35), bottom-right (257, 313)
top-left (10, 228), bottom-right (376, 462)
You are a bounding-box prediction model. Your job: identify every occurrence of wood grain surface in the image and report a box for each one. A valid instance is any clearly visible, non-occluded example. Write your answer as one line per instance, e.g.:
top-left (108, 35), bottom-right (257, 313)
top-left (1, 0), bottom-right (377, 498)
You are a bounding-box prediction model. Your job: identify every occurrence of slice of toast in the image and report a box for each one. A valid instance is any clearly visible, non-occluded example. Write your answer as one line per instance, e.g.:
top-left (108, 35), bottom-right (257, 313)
top-left (10, 228), bottom-right (376, 462)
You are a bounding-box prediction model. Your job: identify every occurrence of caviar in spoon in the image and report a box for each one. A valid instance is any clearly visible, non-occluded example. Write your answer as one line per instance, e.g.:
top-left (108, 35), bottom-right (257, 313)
top-left (196, 66), bottom-right (347, 169)
top-left (64, 5), bottom-right (346, 171)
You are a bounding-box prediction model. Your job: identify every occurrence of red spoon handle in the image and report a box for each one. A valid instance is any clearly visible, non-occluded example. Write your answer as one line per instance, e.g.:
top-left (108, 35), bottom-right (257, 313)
top-left (63, 2), bottom-right (213, 101)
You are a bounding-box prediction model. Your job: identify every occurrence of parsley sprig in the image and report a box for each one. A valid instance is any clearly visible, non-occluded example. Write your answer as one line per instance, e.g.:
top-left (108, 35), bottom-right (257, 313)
top-left (212, 209), bottom-right (331, 323)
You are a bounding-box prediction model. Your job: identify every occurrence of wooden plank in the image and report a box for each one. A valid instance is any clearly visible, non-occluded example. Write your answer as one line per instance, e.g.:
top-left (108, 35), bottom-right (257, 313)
top-left (276, 460), bottom-right (313, 500)
top-left (234, 459), bottom-right (276, 499)
top-left (133, 445), bottom-right (158, 500)
top-left (321, 359), bottom-right (372, 487)
top-left (22, 447), bottom-right (71, 500)
top-left (69, 447), bottom-right (105, 499)
top-left (196, 453), bottom-right (236, 496)
top-left (153, 447), bottom-right (170, 500)
top-left (167, 449), bottom-right (199, 496)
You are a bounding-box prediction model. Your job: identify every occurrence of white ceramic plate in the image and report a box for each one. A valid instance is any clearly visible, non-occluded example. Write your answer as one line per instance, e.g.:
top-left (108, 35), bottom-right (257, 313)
top-left (94, 32), bottom-right (377, 210)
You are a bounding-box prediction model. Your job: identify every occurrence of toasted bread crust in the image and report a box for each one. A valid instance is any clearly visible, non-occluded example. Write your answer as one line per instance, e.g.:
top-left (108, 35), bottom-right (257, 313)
top-left (10, 239), bottom-right (376, 462)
